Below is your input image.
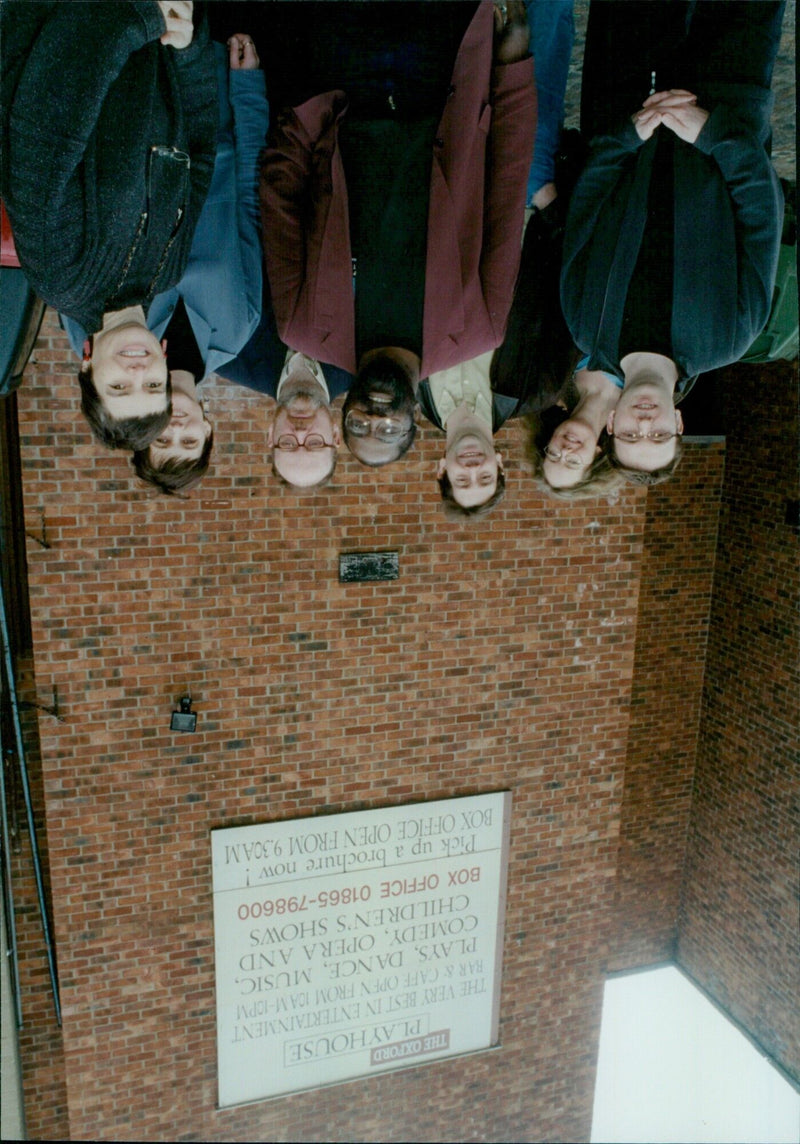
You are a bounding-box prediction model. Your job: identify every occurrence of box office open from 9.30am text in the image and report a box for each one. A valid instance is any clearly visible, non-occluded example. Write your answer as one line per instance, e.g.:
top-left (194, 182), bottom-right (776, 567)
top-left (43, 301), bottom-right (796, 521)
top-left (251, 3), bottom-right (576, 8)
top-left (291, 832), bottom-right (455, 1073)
top-left (211, 791), bottom-right (512, 1106)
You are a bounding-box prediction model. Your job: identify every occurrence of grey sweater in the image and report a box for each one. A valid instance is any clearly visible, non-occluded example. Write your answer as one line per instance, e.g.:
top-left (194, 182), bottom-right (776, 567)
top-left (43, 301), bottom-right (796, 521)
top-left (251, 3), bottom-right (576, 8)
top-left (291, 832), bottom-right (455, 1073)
top-left (1, 0), bottom-right (217, 332)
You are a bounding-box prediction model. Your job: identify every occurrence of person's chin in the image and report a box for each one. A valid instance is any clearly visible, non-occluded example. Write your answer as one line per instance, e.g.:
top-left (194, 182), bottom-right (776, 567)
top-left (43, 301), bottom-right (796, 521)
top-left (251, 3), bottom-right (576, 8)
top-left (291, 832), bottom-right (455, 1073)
top-left (350, 442), bottom-right (398, 467)
top-left (275, 453), bottom-right (332, 486)
top-left (544, 465), bottom-right (585, 489)
top-left (453, 427), bottom-right (492, 453)
top-left (454, 489), bottom-right (495, 509)
top-left (614, 443), bottom-right (675, 471)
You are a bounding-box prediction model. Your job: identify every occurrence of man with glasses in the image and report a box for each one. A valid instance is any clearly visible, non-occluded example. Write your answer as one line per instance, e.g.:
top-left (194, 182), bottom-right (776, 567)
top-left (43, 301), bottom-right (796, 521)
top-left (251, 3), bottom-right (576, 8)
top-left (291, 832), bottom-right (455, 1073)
top-left (267, 351), bottom-right (341, 487)
top-left (260, 2), bottom-right (535, 475)
top-left (341, 348), bottom-right (419, 467)
top-left (606, 353), bottom-right (683, 482)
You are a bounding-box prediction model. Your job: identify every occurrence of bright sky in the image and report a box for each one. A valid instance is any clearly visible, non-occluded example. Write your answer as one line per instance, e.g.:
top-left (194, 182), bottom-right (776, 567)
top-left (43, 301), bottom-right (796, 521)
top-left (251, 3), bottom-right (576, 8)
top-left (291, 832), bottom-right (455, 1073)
top-left (591, 965), bottom-right (800, 1144)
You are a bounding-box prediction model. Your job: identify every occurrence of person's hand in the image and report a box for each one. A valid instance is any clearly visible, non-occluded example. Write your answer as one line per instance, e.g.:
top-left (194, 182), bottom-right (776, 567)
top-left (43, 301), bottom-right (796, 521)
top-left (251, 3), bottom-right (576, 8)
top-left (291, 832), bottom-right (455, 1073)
top-left (633, 89), bottom-right (709, 144)
top-left (493, 1), bottom-right (530, 65)
top-left (633, 89), bottom-right (697, 140)
top-left (643, 89), bottom-right (698, 109)
top-left (531, 182), bottom-right (557, 210)
top-left (227, 33), bottom-right (260, 71)
top-left (657, 103), bottom-right (709, 144)
top-left (632, 106), bottom-right (662, 141)
top-left (158, 1), bottom-right (193, 50)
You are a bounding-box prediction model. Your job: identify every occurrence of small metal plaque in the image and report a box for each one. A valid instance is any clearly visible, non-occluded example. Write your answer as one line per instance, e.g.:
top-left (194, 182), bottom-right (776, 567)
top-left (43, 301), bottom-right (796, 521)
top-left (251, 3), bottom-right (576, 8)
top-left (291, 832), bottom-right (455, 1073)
top-left (339, 551), bottom-right (399, 582)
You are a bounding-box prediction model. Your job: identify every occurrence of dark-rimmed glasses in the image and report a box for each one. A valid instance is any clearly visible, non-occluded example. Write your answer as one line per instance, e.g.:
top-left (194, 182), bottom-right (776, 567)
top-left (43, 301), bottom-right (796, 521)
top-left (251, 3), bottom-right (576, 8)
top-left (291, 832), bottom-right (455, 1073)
top-left (274, 434), bottom-right (335, 452)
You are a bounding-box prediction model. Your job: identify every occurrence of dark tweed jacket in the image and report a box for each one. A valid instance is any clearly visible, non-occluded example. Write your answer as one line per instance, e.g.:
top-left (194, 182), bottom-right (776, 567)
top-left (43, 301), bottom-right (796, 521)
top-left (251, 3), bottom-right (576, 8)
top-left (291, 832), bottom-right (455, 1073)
top-left (1, 1), bottom-right (217, 332)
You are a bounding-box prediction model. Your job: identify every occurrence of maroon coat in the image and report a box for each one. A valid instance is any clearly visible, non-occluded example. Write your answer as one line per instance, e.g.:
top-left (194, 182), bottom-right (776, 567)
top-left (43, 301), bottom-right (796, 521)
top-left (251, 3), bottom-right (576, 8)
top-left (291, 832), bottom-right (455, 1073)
top-left (259, 1), bottom-right (536, 378)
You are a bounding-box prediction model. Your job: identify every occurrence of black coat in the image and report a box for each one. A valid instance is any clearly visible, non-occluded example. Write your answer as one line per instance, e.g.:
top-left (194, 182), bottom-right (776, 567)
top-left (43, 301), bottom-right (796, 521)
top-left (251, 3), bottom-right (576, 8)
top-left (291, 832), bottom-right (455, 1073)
top-left (560, 93), bottom-right (783, 380)
top-left (1, 1), bottom-right (217, 332)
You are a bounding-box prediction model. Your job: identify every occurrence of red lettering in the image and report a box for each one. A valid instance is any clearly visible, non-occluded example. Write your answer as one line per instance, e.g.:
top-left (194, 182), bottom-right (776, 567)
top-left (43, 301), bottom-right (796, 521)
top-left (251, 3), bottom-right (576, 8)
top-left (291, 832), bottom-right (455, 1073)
top-left (448, 867), bottom-right (481, 886)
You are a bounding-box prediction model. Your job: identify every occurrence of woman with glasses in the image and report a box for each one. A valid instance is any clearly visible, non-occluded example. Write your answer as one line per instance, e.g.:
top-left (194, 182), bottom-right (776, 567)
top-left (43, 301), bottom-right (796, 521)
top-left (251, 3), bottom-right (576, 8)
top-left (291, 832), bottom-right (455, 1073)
top-left (526, 364), bottom-right (622, 501)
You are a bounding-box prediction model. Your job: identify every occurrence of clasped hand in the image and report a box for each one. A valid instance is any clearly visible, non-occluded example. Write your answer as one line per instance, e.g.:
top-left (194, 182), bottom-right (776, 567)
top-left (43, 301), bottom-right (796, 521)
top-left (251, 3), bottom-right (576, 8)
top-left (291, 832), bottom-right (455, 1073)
top-left (633, 90), bottom-right (710, 143)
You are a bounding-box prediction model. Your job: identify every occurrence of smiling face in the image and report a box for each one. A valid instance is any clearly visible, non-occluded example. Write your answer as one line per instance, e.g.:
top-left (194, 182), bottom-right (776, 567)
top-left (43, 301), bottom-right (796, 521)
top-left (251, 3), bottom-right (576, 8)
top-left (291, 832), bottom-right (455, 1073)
top-left (148, 388), bottom-right (211, 463)
top-left (268, 380), bottom-right (340, 487)
top-left (608, 381), bottom-right (683, 471)
top-left (542, 418), bottom-right (601, 488)
top-left (438, 430), bottom-right (503, 508)
top-left (84, 325), bottom-right (169, 419)
top-left (343, 366), bottom-right (416, 466)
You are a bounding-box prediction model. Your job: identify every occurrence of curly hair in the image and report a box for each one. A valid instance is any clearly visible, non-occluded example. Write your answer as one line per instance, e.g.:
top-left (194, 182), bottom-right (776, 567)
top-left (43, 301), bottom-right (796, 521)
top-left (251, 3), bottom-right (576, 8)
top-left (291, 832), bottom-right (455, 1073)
top-left (79, 364), bottom-right (172, 451)
top-left (608, 438), bottom-right (684, 486)
top-left (526, 406), bottom-right (623, 500)
top-left (131, 429), bottom-right (214, 495)
top-left (437, 467), bottom-right (507, 518)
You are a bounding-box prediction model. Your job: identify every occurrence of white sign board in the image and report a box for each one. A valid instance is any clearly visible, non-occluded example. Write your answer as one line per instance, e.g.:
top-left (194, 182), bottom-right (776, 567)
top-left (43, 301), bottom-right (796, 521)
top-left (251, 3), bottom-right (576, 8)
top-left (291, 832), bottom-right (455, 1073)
top-left (211, 792), bottom-right (512, 1106)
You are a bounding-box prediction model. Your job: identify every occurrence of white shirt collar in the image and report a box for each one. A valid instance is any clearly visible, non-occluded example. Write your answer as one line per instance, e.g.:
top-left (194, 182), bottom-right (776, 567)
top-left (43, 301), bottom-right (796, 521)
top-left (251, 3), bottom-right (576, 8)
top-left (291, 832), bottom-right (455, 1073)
top-left (277, 351), bottom-right (330, 402)
top-left (428, 351), bottom-right (494, 428)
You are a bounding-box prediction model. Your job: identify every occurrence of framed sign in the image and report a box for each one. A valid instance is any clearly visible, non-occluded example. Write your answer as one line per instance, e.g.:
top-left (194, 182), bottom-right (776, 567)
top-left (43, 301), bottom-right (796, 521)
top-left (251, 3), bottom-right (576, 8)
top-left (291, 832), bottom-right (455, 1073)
top-left (211, 792), bottom-right (512, 1106)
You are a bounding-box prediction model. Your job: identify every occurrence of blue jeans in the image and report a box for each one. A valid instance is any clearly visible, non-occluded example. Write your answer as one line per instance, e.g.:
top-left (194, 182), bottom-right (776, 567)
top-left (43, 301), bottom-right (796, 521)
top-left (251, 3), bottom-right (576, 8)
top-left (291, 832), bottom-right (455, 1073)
top-left (525, 0), bottom-right (575, 202)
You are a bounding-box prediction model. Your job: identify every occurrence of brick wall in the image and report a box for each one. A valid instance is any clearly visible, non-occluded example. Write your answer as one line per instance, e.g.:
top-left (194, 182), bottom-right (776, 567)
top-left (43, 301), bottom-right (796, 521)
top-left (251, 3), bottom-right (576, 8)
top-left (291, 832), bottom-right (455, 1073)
top-left (12, 310), bottom-right (646, 1142)
top-left (7, 655), bottom-right (70, 1142)
top-left (610, 443), bottom-right (725, 970)
top-left (678, 361), bottom-right (800, 1083)
top-left (11, 311), bottom-right (795, 1139)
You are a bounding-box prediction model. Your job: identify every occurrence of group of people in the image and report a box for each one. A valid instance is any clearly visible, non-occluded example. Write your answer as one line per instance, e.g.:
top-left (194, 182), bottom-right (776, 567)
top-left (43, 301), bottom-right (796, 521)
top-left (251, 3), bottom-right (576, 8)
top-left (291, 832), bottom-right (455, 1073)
top-left (1, 0), bottom-right (786, 513)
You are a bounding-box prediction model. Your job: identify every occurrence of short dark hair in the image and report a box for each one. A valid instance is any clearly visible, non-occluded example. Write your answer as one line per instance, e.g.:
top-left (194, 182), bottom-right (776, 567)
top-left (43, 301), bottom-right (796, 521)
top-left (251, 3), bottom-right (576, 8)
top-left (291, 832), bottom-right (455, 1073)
top-left (437, 467), bottom-right (507, 518)
top-left (79, 365), bottom-right (172, 451)
top-left (343, 354), bottom-right (418, 465)
top-left (131, 429), bottom-right (214, 495)
top-left (608, 438), bottom-right (684, 486)
top-left (352, 353), bottom-right (414, 394)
